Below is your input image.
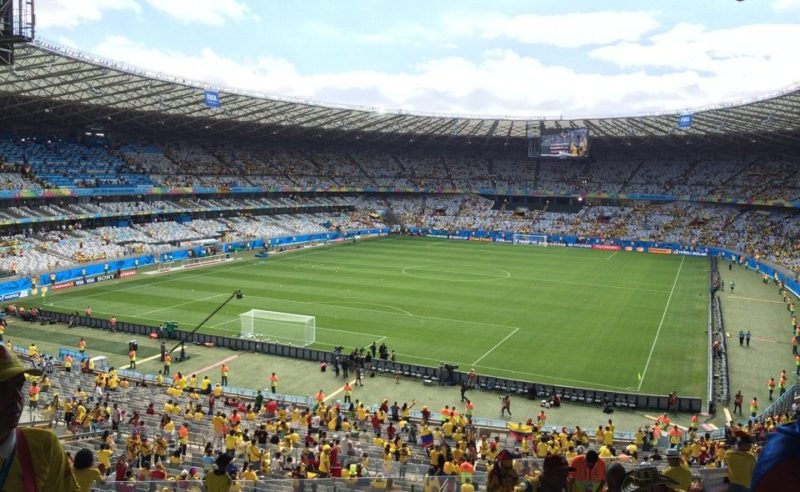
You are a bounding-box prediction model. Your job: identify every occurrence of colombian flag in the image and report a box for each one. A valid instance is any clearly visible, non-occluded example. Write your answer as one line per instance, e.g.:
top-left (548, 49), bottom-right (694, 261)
top-left (420, 434), bottom-right (434, 448)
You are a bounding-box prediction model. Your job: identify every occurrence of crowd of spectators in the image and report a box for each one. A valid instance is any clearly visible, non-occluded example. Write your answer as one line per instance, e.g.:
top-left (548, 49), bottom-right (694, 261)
top-left (1, 191), bottom-right (799, 277)
top-left (382, 195), bottom-right (800, 274)
top-left (1, 136), bottom-right (800, 275)
top-left (6, 333), bottom-right (798, 491)
top-left (0, 195), bottom-right (384, 276)
top-left (3, 136), bottom-right (800, 200)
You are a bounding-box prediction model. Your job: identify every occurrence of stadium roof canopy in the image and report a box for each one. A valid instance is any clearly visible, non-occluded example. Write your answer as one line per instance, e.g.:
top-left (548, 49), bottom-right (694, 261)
top-left (1, 41), bottom-right (800, 147)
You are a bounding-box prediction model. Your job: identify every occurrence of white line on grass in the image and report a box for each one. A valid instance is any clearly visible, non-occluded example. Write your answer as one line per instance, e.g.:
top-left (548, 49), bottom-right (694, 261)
top-left (316, 326), bottom-right (389, 341)
top-left (209, 318), bottom-right (239, 329)
top-left (471, 363), bottom-right (633, 391)
top-left (240, 292), bottom-right (524, 332)
top-left (637, 255), bottom-right (685, 391)
top-left (471, 327), bottom-right (519, 366)
top-left (45, 246), bottom-right (336, 305)
top-left (424, 239), bottom-right (450, 248)
top-left (606, 250), bottom-right (620, 260)
top-left (370, 351), bottom-right (631, 391)
top-left (205, 320), bottom-right (389, 346)
top-left (727, 295), bottom-right (784, 305)
top-left (313, 336), bottom-right (387, 351)
top-left (315, 301), bottom-right (414, 316)
top-left (516, 276), bottom-right (669, 294)
top-left (402, 265), bottom-right (511, 281)
top-left (134, 293), bottom-right (227, 317)
top-left (477, 249), bottom-right (608, 260)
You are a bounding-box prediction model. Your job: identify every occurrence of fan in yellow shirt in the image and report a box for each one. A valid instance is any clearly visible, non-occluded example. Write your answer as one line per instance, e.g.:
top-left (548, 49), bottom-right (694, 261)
top-left (225, 431), bottom-right (239, 454)
top-left (72, 449), bottom-right (105, 492)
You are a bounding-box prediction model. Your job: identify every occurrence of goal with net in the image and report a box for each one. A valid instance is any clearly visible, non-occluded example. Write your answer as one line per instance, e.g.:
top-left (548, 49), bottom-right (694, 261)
top-left (239, 309), bottom-right (316, 346)
top-left (512, 234), bottom-right (548, 246)
top-left (158, 253), bottom-right (234, 273)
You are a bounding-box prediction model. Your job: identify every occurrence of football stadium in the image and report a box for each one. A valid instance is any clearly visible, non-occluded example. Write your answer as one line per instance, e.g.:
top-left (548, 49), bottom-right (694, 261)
top-left (1, 1), bottom-right (799, 491)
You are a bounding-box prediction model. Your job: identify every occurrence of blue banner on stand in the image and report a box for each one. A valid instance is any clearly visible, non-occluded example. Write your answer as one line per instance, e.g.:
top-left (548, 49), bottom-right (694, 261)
top-left (678, 113), bottom-right (693, 128)
top-left (204, 90), bottom-right (221, 108)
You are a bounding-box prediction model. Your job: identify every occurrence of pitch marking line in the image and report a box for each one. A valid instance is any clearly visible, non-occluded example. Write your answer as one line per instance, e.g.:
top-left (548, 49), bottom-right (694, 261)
top-left (341, 349), bottom-right (632, 391)
top-left (316, 326), bottom-right (388, 341)
top-left (728, 295), bottom-right (784, 305)
top-left (188, 354), bottom-right (241, 378)
top-left (134, 293), bottom-right (227, 317)
top-left (645, 415), bottom-right (688, 431)
top-left (637, 255), bottom-right (685, 391)
top-left (136, 353), bottom-right (164, 365)
top-left (471, 327), bottom-right (519, 366)
top-left (41, 246), bottom-right (336, 305)
top-left (209, 318), bottom-right (240, 329)
top-left (402, 265), bottom-right (511, 282)
top-left (285, 332), bottom-right (387, 346)
top-left (390, 352), bottom-right (632, 391)
top-left (606, 250), bottom-right (621, 260)
top-left (316, 301), bottom-right (413, 316)
top-left (324, 378), bottom-right (358, 403)
top-left (240, 292), bottom-right (524, 332)
top-left (515, 276), bottom-right (669, 294)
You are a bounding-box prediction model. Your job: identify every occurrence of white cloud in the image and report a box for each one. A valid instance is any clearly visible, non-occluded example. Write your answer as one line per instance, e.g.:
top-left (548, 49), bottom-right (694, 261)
top-left (92, 26), bottom-right (800, 119)
top-left (56, 36), bottom-right (79, 49)
top-left (589, 23), bottom-right (800, 103)
top-left (315, 10), bottom-right (658, 49)
top-left (355, 23), bottom-right (455, 48)
top-left (144, 0), bottom-right (255, 26)
top-left (36, 0), bottom-right (140, 29)
top-left (304, 20), bottom-right (456, 49)
top-left (446, 11), bottom-right (661, 48)
top-left (773, 0), bottom-right (800, 10)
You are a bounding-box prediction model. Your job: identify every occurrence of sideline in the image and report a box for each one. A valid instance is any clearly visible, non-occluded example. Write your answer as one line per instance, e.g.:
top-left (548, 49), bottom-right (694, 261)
top-left (638, 256), bottom-right (685, 391)
top-left (727, 295), bottom-right (784, 305)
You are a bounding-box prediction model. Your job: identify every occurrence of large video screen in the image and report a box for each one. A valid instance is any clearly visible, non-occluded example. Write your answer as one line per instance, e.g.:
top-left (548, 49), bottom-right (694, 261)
top-left (540, 128), bottom-right (589, 158)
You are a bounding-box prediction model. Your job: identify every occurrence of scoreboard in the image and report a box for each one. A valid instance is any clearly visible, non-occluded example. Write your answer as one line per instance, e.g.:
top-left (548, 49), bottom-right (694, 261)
top-left (539, 128), bottom-right (589, 158)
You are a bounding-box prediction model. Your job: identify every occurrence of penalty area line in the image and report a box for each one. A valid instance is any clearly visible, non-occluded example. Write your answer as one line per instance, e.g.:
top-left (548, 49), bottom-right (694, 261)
top-left (134, 293), bottom-right (227, 317)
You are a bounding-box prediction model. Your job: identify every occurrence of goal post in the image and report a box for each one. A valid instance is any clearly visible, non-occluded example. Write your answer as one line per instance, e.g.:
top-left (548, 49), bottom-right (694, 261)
top-left (179, 253), bottom-right (231, 269)
top-left (512, 233), bottom-right (548, 246)
top-left (239, 309), bottom-right (316, 346)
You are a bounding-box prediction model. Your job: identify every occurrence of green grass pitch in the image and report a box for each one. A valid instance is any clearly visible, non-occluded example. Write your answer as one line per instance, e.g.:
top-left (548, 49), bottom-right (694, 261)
top-left (23, 236), bottom-right (709, 397)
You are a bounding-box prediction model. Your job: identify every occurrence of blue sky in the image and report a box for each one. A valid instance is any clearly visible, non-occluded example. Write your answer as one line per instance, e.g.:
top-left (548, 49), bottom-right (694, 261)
top-left (37, 0), bottom-right (800, 118)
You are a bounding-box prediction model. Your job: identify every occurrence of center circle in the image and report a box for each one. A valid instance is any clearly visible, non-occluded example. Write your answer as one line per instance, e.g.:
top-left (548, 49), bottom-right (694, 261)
top-left (401, 265), bottom-right (511, 282)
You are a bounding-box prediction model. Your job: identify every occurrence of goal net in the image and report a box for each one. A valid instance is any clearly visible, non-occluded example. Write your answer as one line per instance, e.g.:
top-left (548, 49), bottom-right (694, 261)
top-left (239, 309), bottom-right (316, 346)
top-left (512, 234), bottom-right (548, 246)
top-left (158, 253), bottom-right (233, 273)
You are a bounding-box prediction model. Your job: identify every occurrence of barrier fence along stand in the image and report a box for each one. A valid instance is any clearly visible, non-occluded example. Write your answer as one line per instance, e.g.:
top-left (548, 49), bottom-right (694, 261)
top-left (37, 308), bottom-right (702, 413)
